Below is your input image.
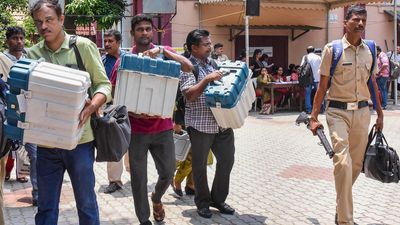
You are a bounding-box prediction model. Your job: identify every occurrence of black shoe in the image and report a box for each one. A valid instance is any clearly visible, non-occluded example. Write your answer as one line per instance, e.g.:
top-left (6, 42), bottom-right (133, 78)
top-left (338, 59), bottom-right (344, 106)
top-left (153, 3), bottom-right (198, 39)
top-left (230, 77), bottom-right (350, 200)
top-left (173, 187), bottom-right (183, 197)
top-left (140, 221), bottom-right (152, 225)
top-left (32, 198), bottom-right (38, 207)
top-left (197, 208), bottom-right (212, 218)
top-left (210, 202), bottom-right (235, 215)
top-left (104, 182), bottom-right (122, 194)
top-left (185, 186), bottom-right (195, 195)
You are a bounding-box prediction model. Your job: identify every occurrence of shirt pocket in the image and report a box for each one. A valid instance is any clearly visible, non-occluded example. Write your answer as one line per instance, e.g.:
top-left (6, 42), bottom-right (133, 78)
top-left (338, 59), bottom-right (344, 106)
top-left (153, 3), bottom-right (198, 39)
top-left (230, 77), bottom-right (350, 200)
top-left (362, 63), bottom-right (372, 82)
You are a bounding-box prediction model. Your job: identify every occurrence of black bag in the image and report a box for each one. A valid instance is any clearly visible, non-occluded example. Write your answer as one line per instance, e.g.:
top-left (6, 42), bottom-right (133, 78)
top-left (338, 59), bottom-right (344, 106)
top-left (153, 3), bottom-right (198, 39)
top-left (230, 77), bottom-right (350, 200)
top-left (388, 53), bottom-right (400, 80)
top-left (91, 105), bottom-right (131, 162)
top-left (362, 125), bottom-right (400, 183)
top-left (298, 55), bottom-right (313, 87)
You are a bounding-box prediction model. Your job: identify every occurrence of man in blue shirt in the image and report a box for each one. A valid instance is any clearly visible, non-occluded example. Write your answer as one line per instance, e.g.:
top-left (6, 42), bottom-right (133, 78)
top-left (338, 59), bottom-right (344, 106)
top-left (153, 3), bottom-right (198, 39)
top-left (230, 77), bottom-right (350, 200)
top-left (102, 29), bottom-right (125, 79)
top-left (101, 29), bottom-right (128, 194)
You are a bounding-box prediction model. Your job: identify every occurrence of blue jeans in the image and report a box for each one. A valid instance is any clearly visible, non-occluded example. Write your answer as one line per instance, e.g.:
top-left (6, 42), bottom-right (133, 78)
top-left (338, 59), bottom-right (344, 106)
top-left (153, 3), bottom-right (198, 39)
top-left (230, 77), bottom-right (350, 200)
top-left (35, 142), bottom-right (99, 225)
top-left (376, 76), bottom-right (389, 108)
top-left (305, 82), bottom-right (325, 113)
top-left (25, 143), bottom-right (38, 200)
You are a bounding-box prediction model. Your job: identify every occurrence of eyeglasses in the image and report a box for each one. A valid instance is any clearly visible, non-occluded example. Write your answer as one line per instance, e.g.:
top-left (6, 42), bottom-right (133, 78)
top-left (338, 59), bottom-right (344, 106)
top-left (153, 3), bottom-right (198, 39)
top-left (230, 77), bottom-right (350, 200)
top-left (199, 42), bottom-right (212, 47)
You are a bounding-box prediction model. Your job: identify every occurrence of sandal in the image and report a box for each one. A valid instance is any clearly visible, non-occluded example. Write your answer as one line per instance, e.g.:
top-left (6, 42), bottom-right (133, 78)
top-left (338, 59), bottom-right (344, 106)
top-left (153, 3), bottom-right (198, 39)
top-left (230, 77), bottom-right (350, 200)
top-left (17, 177), bottom-right (29, 183)
top-left (152, 202), bottom-right (165, 222)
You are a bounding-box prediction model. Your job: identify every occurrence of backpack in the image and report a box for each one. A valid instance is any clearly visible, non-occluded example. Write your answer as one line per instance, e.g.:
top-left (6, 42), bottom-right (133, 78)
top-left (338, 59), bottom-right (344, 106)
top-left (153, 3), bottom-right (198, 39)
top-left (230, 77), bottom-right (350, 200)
top-left (298, 55), bottom-right (313, 87)
top-left (329, 39), bottom-right (377, 99)
top-left (0, 78), bottom-right (20, 158)
top-left (174, 57), bottom-right (218, 124)
top-left (388, 52), bottom-right (400, 80)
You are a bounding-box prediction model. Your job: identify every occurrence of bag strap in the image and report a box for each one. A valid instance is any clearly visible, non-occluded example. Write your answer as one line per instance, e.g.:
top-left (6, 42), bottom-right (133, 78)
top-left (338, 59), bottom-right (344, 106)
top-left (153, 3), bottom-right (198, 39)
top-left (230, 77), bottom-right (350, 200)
top-left (69, 35), bottom-right (86, 72)
top-left (364, 40), bottom-right (377, 102)
top-left (330, 40), bottom-right (343, 78)
top-left (366, 124), bottom-right (377, 148)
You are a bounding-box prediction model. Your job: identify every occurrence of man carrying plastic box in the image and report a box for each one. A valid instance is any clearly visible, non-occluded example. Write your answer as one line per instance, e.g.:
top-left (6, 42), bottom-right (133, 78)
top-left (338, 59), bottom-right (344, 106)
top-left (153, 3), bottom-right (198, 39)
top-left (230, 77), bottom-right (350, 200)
top-left (27, 1), bottom-right (111, 224)
top-left (180, 29), bottom-right (236, 219)
top-left (110, 14), bottom-right (192, 225)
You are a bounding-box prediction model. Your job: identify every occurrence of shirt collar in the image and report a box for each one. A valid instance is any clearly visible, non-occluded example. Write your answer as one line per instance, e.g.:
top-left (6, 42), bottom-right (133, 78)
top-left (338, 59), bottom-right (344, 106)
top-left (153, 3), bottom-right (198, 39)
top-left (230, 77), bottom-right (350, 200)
top-left (342, 35), bottom-right (366, 49)
top-left (131, 43), bottom-right (156, 54)
top-left (190, 55), bottom-right (211, 66)
top-left (3, 50), bottom-right (26, 62)
top-left (38, 32), bottom-right (70, 52)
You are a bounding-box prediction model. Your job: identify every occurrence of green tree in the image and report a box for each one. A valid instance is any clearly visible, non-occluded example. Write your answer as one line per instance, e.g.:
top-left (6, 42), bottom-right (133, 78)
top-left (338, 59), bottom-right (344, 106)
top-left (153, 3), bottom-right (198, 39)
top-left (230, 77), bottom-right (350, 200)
top-left (66, 0), bottom-right (127, 30)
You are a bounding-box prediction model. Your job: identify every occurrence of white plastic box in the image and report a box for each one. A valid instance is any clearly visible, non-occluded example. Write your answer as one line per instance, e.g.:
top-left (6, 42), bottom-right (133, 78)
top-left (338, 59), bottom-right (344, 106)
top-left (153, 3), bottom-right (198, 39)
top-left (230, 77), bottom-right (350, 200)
top-left (5, 59), bottom-right (91, 150)
top-left (174, 130), bottom-right (191, 161)
top-left (205, 61), bottom-right (255, 129)
top-left (114, 54), bottom-right (181, 118)
top-left (209, 77), bottom-right (255, 129)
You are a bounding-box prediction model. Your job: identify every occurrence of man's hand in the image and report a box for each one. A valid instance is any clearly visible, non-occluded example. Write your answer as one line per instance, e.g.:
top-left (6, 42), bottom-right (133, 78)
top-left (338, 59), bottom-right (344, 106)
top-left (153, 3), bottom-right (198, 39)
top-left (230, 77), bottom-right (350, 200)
top-left (205, 70), bottom-right (223, 83)
top-left (79, 98), bottom-right (97, 129)
top-left (309, 118), bottom-right (324, 136)
top-left (376, 114), bottom-right (384, 131)
top-left (142, 48), bottom-right (160, 58)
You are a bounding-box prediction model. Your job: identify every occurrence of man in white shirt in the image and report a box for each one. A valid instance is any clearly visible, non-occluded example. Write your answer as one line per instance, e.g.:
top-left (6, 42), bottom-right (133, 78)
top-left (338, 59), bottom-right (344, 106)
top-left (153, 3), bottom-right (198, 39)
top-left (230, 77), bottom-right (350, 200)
top-left (300, 46), bottom-right (322, 113)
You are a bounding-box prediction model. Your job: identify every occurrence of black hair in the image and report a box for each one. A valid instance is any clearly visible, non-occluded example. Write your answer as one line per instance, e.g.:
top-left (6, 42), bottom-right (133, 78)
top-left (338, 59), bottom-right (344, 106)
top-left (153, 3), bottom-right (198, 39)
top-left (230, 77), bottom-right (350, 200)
top-left (252, 49), bottom-right (262, 59)
top-left (131, 14), bottom-right (154, 31)
top-left (104, 29), bottom-right (122, 42)
top-left (376, 45), bottom-right (382, 52)
top-left (306, 46), bottom-right (315, 54)
top-left (345, 5), bottom-right (367, 21)
top-left (186, 29), bottom-right (210, 53)
top-left (260, 53), bottom-right (268, 61)
top-left (214, 43), bottom-right (223, 49)
top-left (6, 26), bottom-right (25, 40)
top-left (30, 0), bottom-right (62, 18)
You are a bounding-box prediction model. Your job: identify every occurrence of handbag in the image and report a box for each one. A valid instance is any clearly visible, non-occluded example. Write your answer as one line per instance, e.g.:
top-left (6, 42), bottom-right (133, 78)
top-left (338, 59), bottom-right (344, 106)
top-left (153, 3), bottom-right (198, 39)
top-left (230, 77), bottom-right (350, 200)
top-left (91, 105), bottom-right (131, 162)
top-left (362, 125), bottom-right (400, 183)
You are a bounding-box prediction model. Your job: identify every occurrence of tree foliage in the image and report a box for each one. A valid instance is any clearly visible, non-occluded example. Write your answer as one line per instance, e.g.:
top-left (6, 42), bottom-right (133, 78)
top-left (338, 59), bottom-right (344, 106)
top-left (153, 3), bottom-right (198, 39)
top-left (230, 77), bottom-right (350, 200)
top-left (0, 0), bottom-right (29, 50)
top-left (66, 0), bottom-right (127, 30)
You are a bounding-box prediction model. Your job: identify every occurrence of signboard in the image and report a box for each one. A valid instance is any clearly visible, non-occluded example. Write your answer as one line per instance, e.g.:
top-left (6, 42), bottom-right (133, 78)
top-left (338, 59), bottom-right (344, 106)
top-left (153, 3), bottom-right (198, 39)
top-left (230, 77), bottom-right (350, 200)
top-left (249, 47), bottom-right (273, 57)
top-left (143, 0), bottom-right (177, 14)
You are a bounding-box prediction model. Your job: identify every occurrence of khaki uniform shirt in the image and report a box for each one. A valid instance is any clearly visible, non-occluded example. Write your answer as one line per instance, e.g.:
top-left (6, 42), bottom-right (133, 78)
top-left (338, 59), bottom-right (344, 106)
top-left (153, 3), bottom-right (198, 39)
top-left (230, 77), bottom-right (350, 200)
top-left (319, 36), bottom-right (378, 103)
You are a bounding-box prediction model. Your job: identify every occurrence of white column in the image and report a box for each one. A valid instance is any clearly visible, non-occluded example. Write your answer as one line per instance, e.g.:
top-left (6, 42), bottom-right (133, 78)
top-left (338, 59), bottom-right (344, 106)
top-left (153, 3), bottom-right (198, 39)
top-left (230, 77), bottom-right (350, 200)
top-left (120, 0), bottom-right (133, 48)
top-left (395, 0), bottom-right (398, 105)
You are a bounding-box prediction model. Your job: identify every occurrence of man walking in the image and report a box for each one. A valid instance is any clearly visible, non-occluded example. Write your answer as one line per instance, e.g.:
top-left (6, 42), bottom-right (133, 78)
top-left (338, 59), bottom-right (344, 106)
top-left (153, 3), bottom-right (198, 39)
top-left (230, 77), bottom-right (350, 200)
top-left (180, 29), bottom-right (235, 219)
top-left (3, 26), bottom-right (38, 206)
top-left (28, 0), bottom-right (111, 224)
top-left (101, 29), bottom-right (129, 194)
top-left (110, 14), bottom-right (192, 225)
top-left (300, 46), bottom-right (322, 114)
top-left (376, 45), bottom-right (389, 109)
top-left (211, 43), bottom-right (228, 63)
top-left (310, 6), bottom-right (383, 225)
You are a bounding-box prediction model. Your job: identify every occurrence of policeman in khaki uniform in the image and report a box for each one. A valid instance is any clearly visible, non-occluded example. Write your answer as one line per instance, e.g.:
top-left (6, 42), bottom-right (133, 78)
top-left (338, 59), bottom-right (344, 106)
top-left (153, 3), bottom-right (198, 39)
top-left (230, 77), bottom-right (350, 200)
top-left (310, 6), bottom-right (384, 225)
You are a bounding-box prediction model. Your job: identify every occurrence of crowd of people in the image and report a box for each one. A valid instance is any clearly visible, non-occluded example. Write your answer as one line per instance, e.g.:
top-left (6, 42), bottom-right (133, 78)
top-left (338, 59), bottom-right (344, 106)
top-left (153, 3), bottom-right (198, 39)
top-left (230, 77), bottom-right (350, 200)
top-left (0, 2), bottom-right (392, 225)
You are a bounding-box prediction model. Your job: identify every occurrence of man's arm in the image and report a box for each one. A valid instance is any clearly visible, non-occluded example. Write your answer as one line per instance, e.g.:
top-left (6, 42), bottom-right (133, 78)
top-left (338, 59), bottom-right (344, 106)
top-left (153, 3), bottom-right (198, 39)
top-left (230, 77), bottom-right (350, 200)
top-left (369, 74), bottom-right (384, 130)
top-left (309, 75), bottom-right (329, 135)
top-left (143, 47), bottom-right (193, 73)
top-left (183, 70), bottom-right (223, 102)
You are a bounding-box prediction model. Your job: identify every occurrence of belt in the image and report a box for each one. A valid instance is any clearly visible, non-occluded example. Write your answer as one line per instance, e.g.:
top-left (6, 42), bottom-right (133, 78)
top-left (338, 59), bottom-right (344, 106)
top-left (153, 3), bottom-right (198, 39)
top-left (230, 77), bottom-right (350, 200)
top-left (328, 100), bottom-right (369, 110)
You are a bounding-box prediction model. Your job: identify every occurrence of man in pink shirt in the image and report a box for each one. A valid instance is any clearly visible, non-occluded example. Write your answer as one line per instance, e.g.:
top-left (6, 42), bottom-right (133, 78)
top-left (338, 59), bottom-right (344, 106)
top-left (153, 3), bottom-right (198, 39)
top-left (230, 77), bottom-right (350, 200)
top-left (110, 14), bottom-right (192, 225)
top-left (376, 45), bottom-right (390, 109)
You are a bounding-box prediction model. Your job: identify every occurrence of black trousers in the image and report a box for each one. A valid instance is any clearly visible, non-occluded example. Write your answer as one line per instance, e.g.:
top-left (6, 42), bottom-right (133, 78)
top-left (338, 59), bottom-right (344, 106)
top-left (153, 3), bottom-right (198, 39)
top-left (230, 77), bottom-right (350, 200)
top-left (187, 127), bottom-right (235, 209)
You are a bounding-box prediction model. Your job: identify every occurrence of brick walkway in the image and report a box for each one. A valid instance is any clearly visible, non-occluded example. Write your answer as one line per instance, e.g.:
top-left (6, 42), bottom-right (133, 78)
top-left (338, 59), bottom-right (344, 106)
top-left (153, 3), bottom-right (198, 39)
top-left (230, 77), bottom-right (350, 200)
top-left (4, 107), bottom-right (400, 224)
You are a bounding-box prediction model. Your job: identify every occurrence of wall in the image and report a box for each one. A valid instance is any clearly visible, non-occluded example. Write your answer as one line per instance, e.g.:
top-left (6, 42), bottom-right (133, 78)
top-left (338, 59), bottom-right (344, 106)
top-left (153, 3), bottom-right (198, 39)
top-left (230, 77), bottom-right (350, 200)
top-left (171, 0), bottom-right (200, 48)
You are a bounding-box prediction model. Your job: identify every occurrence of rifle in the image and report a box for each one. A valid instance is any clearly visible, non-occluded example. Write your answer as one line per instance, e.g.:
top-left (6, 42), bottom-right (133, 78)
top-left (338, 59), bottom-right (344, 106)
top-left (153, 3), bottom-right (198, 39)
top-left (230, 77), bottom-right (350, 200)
top-left (295, 112), bottom-right (334, 159)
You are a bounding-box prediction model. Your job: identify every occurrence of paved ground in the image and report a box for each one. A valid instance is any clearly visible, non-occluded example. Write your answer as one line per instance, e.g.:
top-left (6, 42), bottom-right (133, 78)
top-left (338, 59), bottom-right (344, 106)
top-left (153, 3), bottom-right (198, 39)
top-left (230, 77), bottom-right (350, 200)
top-left (4, 106), bottom-right (400, 225)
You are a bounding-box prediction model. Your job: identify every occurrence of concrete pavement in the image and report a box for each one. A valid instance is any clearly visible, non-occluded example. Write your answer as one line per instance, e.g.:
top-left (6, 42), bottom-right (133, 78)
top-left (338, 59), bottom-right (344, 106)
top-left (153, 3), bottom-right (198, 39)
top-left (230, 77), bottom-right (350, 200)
top-left (4, 107), bottom-right (400, 225)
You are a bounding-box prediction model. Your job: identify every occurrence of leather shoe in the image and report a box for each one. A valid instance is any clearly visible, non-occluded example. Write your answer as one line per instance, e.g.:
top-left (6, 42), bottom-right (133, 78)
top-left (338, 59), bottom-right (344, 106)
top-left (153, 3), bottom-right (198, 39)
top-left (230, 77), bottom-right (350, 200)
top-left (104, 182), bottom-right (122, 194)
top-left (197, 208), bottom-right (212, 218)
top-left (185, 186), bottom-right (195, 195)
top-left (210, 202), bottom-right (235, 215)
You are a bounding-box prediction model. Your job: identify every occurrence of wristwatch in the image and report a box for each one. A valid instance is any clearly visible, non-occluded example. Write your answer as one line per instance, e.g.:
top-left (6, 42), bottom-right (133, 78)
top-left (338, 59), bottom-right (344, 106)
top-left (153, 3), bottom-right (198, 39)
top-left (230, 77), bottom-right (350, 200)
top-left (159, 46), bottom-right (164, 54)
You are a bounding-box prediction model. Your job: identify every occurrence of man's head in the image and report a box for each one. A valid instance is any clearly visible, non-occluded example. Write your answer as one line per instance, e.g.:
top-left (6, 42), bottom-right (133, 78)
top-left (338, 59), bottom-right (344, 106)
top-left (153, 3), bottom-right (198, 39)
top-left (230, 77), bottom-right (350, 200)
top-left (213, 43), bottom-right (223, 56)
top-left (186, 29), bottom-right (212, 59)
top-left (5, 26), bottom-right (25, 53)
top-left (306, 46), bottom-right (314, 54)
top-left (344, 5), bottom-right (367, 36)
top-left (314, 48), bottom-right (322, 56)
top-left (376, 45), bottom-right (382, 55)
top-left (397, 46), bottom-right (400, 54)
top-left (30, 0), bottom-right (64, 44)
top-left (104, 29), bottom-right (121, 56)
top-left (130, 14), bottom-right (154, 46)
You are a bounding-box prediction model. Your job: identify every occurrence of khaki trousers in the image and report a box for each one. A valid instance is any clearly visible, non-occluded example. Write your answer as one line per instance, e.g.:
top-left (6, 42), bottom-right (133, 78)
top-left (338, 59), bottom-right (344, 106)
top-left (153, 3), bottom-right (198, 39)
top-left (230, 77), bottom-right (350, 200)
top-left (326, 107), bottom-right (370, 225)
top-left (0, 154), bottom-right (7, 225)
top-left (106, 153), bottom-right (130, 186)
